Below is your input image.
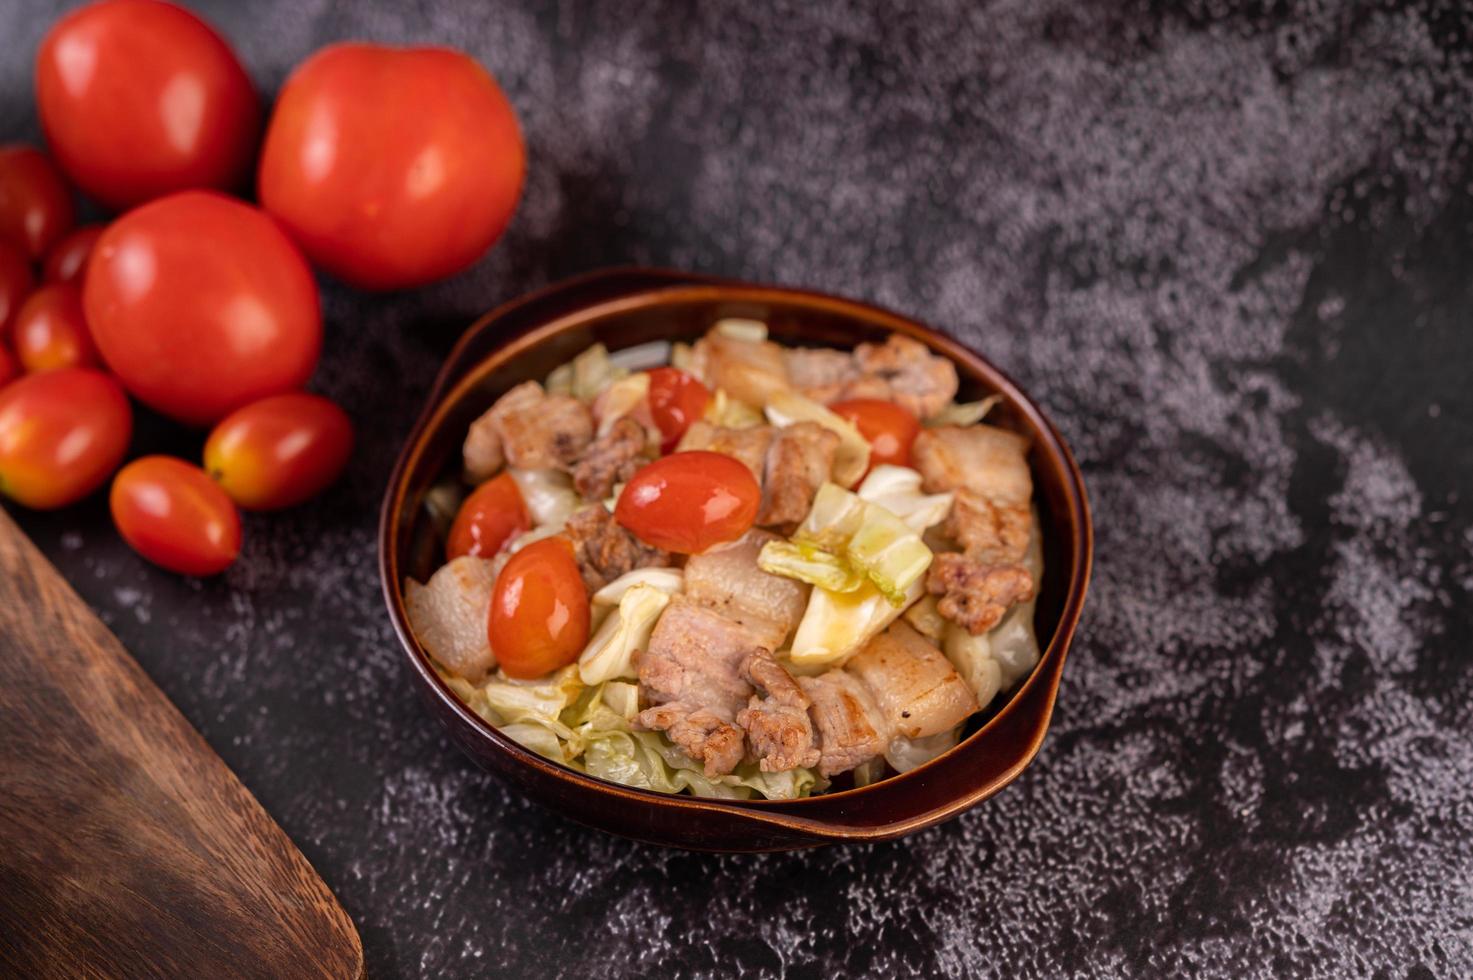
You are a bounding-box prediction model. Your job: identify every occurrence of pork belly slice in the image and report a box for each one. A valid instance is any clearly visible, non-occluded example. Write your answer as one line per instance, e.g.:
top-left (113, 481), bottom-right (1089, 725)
top-left (759, 421), bottom-right (840, 528)
top-left (845, 620), bottom-right (978, 740)
top-left (572, 415), bottom-right (648, 500)
top-left (404, 556), bottom-right (500, 682)
top-left (683, 529), bottom-right (808, 651)
top-left (797, 670), bottom-right (889, 777)
top-left (462, 381), bottom-right (594, 481)
top-left (676, 421), bottom-right (773, 481)
top-left (564, 504), bottom-right (671, 592)
top-left (691, 331), bottom-right (790, 408)
top-left (737, 650), bottom-right (820, 772)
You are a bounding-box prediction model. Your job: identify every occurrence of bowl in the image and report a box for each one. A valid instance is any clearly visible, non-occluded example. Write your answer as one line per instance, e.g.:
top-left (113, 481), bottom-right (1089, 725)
top-left (379, 267), bottom-right (1092, 851)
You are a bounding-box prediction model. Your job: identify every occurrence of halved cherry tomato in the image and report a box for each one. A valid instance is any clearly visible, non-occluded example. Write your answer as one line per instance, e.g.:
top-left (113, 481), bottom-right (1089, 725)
top-left (43, 224), bottom-right (105, 284)
top-left (830, 398), bottom-right (921, 470)
top-left (12, 284), bottom-right (98, 373)
top-left (0, 345), bottom-right (18, 388)
top-left (0, 368), bottom-right (131, 509)
top-left (84, 191), bottom-right (321, 426)
top-left (447, 472), bottom-right (528, 560)
top-left (614, 450), bottom-right (760, 554)
top-left (0, 146), bottom-right (74, 259)
top-left (0, 240), bottom-right (32, 340)
top-left (203, 393), bottom-right (354, 510)
top-left (488, 536), bottom-right (589, 679)
top-left (111, 456), bottom-right (241, 576)
top-left (35, 0), bottom-right (260, 209)
top-left (647, 366), bottom-right (711, 453)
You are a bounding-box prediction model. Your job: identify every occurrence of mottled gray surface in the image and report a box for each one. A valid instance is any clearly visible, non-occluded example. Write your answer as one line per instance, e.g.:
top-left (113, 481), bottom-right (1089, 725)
top-left (3, 0), bottom-right (1472, 976)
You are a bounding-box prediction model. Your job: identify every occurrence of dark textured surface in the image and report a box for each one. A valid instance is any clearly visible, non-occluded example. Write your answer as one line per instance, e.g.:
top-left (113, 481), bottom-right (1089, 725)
top-left (2, 1), bottom-right (1471, 976)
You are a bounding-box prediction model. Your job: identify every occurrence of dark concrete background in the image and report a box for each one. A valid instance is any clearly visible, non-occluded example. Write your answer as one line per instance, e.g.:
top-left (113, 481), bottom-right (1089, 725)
top-left (3, 1), bottom-right (1471, 976)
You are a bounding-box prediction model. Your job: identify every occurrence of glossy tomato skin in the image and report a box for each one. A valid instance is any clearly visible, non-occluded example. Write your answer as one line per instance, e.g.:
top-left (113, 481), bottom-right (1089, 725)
top-left (447, 472), bottom-right (528, 560)
top-left (615, 450), bottom-right (761, 554)
top-left (35, 0), bottom-right (260, 210)
top-left (0, 368), bottom-right (131, 509)
top-left (13, 284), bottom-right (98, 373)
top-left (831, 398), bottom-right (921, 469)
top-left (43, 224), bottom-right (105, 284)
top-left (259, 43), bottom-right (524, 289)
top-left (85, 191), bottom-right (321, 426)
top-left (0, 146), bottom-right (74, 259)
top-left (111, 456), bottom-right (241, 575)
top-left (488, 536), bottom-right (589, 679)
top-left (647, 367), bottom-right (711, 453)
top-left (0, 240), bottom-right (33, 340)
top-left (203, 393), bottom-right (354, 510)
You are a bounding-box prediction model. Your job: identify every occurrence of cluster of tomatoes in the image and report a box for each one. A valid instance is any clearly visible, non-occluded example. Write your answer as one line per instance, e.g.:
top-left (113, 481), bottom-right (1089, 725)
top-left (0, 0), bottom-right (525, 575)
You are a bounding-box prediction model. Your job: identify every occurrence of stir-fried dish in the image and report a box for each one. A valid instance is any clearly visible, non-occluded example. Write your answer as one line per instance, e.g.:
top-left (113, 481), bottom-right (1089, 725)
top-left (405, 320), bottom-right (1043, 799)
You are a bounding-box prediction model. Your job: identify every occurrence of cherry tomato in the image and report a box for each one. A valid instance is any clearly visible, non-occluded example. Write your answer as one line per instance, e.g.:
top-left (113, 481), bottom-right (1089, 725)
top-left (488, 536), bottom-right (589, 679)
top-left (831, 398), bottom-right (921, 470)
top-left (203, 393), bottom-right (354, 510)
top-left (259, 43), bottom-right (524, 289)
top-left (0, 368), bottom-right (131, 509)
top-left (12, 284), bottom-right (98, 373)
top-left (0, 240), bottom-right (33, 340)
top-left (35, 0), bottom-right (260, 210)
top-left (84, 191), bottom-right (321, 426)
top-left (43, 224), bottom-right (105, 284)
top-left (111, 456), bottom-right (241, 575)
top-left (0, 345), bottom-right (18, 389)
top-left (647, 367), bottom-right (711, 453)
top-left (614, 451), bottom-right (760, 554)
top-left (447, 472), bottom-right (528, 560)
top-left (0, 146), bottom-right (74, 259)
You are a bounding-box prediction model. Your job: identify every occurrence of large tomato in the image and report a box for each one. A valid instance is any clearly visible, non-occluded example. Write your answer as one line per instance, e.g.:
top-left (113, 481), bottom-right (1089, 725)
top-left (34, 0), bottom-right (260, 210)
top-left (258, 43), bottom-right (524, 290)
top-left (84, 191), bottom-right (321, 426)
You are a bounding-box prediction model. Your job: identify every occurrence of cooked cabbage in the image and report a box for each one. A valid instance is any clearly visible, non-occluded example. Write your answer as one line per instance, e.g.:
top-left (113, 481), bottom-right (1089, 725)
top-left (793, 482), bottom-right (869, 552)
top-left (578, 583), bottom-right (672, 684)
top-left (704, 388), bottom-right (767, 429)
top-left (591, 567), bottom-right (684, 606)
top-left (507, 468), bottom-right (580, 529)
top-left (764, 390), bottom-right (870, 487)
top-left (885, 725), bottom-right (962, 773)
top-left (594, 372), bottom-right (651, 436)
top-left (757, 540), bottom-right (865, 593)
top-left (926, 394), bottom-right (1002, 428)
top-left (857, 465), bottom-right (954, 532)
top-left (902, 595), bottom-right (947, 641)
top-left (788, 575), bottom-right (924, 668)
top-left (712, 317), bottom-right (768, 342)
top-left (790, 482), bottom-right (932, 605)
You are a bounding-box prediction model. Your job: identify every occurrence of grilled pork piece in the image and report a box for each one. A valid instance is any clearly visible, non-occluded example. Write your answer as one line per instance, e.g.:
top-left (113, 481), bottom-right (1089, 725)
top-left (852, 334), bottom-right (958, 419)
top-left (463, 381), bottom-right (595, 481)
top-left (683, 529), bottom-right (809, 651)
top-left (797, 671), bottom-right (889, 777)
top-left (760, 421), bottom-right (840, 527)
top-left (690, 331), bottom-right (790, 408)
top-left (404, 556), bottom-right (500, 682)
top-left (737, 650), bottom-right (821, 772)
top-left (571, 416), bottom-right (648, 500)
top-left (676, 421), bottom-right (773, 481)
top-left (844, 621), bottom-right (978, 740)
top-left (563, 504), bottom-right (670, 592)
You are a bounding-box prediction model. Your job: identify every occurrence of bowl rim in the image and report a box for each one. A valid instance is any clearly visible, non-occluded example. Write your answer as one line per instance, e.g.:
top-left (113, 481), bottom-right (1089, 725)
top-left (380, 269), bottom-right (1093, 839)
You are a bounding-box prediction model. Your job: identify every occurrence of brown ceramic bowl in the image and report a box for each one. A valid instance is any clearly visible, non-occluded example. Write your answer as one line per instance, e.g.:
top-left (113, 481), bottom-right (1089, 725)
top-left (380, 267), bottom-right (1091, 851)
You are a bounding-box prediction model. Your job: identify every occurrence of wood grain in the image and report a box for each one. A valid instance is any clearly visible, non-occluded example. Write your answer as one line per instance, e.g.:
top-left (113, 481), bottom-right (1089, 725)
top-left (0, 508), bottom-right (363, 979)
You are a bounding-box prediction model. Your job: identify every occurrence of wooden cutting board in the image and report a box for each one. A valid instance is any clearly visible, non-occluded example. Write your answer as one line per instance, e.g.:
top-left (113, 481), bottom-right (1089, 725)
top-left (0, 508), bottom-right (364, 979)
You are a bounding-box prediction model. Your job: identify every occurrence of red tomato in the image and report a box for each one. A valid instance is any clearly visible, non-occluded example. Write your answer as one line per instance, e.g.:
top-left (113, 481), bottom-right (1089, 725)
top-left (614, 451), bottom-right (760, 554)
top-left (203, 393), bottom-right (354, 510)
top-left (0, 240), bottom-right (33, 340)
top-left (258, 43), bottom-right (524, 289)
top-left (0, 146), bottom-right (74, 259)
top-left (84, 191), bottom-right (321, 426)
top-left (647, 367), bottom-right (711, 453)
top-left (34, 0), bottom-right (260, 210)
top-left (0, 368), bottom-right (131, 509)
top-left (43, 224), bottom-right (105, 284)
top-left (0, 344), bottom-right (18, 388)
top-left (12, 284), bottom-right (98, 373)
top-left (111, 456), bottom-right (241, 575)
top-left (447, 473), bottom-right (528, 560)
top-left (830, 398), bottom-right (921, 469)
top-left (488, 536), bottom-right (589, 679)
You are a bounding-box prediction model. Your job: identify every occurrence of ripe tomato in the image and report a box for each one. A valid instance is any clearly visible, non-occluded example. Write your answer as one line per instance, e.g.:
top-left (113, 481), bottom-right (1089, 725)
top-left (111, 456), bottom-right (241, 575)
top-left (0, 240), bottom-right (33, 340)
top-left (43, 224), bottom-right (105, 284)
top-left (614, 451), bottom-right (760, 554)
top-left (84, 191), bottom-right (321, 426)
top-left (35, 0), bottom-right (260, 210)
top-left (0, 345), bottom-right (18, 388)
top-left (203, 393), bottom-right (354, 510)
top-left (12, 284), bottom-right (98, 373)
top-left (488, 536), bottom-right (589, 679)
top-left (0, 368), bottom-right (131, 509)
top-left (0, 146), bottom-right (74, 259)
top-left (259, 43), bottom-right (524, 289)
top-left (647, 367), bottom-right (711, 453)
top-left (830, 398), bottom-right (920, 469)
top-left (447, 472), bottom-right (528, 560)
